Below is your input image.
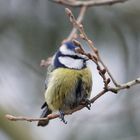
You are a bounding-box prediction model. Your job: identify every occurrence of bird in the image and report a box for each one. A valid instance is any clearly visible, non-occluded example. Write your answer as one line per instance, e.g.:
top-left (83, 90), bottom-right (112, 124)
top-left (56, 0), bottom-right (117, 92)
top-left (37, 41), bottom-right (92, 126)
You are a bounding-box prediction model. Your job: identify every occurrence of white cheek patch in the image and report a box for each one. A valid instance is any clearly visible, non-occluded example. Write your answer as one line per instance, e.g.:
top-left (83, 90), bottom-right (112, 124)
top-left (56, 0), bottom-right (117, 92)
top-left (58, 56), bottom-right (83, 69)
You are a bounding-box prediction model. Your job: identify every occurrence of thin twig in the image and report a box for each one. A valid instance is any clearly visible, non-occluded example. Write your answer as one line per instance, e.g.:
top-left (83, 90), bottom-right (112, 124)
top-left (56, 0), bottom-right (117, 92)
top-left (40, 57), bottom-right (52, 67)
top-left (98, 57), bottom-right (120, 86)
top-left (109, 77), bottom-right (140, 92)
top-left (65, 8), bottom-right (97, 53)
top-left (65, 6), bottom-right (87, 42)
top-left (5, 114), bottom-right (59, 122)
top-left (51, 0), bottom-right (128, 7)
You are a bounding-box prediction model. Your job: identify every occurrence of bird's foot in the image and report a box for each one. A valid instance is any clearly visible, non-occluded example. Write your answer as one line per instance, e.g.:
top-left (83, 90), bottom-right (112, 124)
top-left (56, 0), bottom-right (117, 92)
top-left (80, 99), bottom-right (91, 110)
top-left (59, 110), bottom-right (67, 124)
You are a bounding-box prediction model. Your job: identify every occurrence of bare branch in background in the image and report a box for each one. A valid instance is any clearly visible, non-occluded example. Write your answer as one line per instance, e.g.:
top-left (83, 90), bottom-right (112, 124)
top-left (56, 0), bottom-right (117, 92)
top-left (40, 57), bottom-right (52, 67)
top-left (51, 0), bottom-right (128, 7)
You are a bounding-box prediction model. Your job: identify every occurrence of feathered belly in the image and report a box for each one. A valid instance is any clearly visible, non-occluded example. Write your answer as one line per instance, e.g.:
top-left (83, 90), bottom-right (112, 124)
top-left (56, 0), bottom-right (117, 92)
top-left (45, 67), bottom-right (92, 112)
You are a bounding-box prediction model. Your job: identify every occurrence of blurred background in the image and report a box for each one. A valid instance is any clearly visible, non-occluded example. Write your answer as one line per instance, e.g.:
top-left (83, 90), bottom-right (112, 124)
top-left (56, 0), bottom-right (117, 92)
top-left (0, 0), bottom-right (140, 140)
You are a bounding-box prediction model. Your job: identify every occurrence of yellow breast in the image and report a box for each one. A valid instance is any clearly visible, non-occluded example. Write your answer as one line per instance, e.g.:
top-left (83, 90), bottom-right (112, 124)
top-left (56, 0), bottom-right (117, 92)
top-left (45, 67), bottom-right (92, 111)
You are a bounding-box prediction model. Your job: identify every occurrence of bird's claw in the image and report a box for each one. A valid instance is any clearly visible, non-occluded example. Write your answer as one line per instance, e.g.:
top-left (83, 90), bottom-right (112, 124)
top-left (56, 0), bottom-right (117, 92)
top-left (85, 99), bottom-right (91, 110)
top-left (80, 99), bottom-right (91, 110)
top-left (59, 110), bottom-right (67, 124)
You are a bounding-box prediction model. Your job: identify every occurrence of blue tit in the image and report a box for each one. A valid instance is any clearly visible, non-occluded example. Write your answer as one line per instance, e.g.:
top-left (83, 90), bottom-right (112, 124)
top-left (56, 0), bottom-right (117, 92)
top-left (37, 41), bottom-right (92, 126)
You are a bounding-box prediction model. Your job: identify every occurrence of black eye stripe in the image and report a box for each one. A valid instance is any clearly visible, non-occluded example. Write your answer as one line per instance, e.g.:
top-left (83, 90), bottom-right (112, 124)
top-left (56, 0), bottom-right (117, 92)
top-left (60, 54), bottom-right (84, 60)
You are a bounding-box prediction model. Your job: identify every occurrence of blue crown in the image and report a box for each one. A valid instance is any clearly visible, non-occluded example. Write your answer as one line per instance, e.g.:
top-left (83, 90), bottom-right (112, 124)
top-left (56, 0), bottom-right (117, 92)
top-left (65, 42), bottom-right (77, 51)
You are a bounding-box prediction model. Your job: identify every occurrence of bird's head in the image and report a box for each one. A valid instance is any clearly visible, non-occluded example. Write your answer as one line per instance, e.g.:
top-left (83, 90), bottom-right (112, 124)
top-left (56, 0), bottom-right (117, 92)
top-left (53, 41), bottom-right (88, 69)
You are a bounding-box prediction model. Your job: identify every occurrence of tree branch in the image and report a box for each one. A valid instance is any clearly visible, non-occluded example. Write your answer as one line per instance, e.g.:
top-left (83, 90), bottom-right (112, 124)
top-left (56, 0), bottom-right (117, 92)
top-left (51, 0), bottom-right (129, 7)
top-left (5, 77), bottom-right (140, 122)
top-left (98, 57), bottom-right (120, 87)
top-left (109, 77), bottom-right (140, 92)
top-left (5, 89), bottom-right (109, 122)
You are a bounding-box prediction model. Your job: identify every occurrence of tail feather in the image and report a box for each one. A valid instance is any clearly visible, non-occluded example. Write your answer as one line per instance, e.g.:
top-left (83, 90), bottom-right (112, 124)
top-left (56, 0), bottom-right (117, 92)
top-left (37, 107), bottom-right (52, 127)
